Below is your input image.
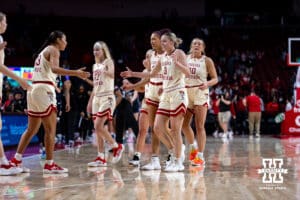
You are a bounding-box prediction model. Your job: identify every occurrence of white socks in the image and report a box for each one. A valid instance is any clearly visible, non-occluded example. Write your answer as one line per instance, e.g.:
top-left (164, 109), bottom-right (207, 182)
top-left (15, 153), bottom-right (23, 161)
top-left (46, 160), bottom-right (54, 165)
top-left (189, 144), bottom-right (195, 151)
top-left (168, 149), bottom-right (174, 155)
top-left (98, 152), bottom-right (105, 159)
top-left (0, 156), bottom-right (9, 165)
top-left (112, 142), bottom-right (118, 149)
top-left (197, 152), bottom-right (204, 159)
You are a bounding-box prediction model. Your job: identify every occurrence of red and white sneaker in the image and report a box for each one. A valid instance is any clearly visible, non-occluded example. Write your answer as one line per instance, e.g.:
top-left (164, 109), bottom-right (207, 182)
top-left (43, 162), bottom-right (68, 174)
top-left (0, 163), bottom-right (23, 176)
top-left (88, 157), bottom-right (107, 167)
top-left (74, 138), bottom-right (83, 147)
top-left (111, 144), bottom-right (124, 164)
top-left (191, 156), bottom-right (205, 166)
top-left (10, 158), bottom-right (30, 173)
top-left (55, 142), bottom-right (65, 150)
top-left (189, 148), bottom-right (198, 163)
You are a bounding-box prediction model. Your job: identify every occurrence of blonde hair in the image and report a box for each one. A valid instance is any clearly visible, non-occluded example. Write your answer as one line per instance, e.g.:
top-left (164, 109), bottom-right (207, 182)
top-left (189, 38), bottom-right (206, 55)
top-left (93, 41), bottom-right (112, 60)
top-left (162, 32), bottom-right (183, 48)
top-left (0, 12), bottom-right (6, 22)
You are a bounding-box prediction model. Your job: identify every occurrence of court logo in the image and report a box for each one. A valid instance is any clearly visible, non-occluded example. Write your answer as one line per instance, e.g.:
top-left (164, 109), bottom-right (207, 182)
top-left (258, 158), bottom-right (288, 184)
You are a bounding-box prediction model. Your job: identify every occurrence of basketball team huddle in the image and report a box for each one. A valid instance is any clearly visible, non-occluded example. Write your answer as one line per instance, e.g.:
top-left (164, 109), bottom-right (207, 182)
top-left (0, 12), bottom-right (218, 176)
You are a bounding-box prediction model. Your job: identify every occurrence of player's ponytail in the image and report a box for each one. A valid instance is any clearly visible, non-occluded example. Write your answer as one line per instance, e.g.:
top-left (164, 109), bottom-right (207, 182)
top-left (33, 30), bottom-right (65, 60)
top-left (162, 32), bottom-right (183, 48)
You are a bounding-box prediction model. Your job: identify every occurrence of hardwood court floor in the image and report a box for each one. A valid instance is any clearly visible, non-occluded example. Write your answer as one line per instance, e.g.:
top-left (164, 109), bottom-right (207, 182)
top-left (1, 136), bottom-right (299, 200)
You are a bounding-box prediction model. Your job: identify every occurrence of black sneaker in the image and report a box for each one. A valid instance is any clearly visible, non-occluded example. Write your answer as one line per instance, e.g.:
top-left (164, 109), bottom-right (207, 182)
top-left (129, 155), bottom-right (140, 166)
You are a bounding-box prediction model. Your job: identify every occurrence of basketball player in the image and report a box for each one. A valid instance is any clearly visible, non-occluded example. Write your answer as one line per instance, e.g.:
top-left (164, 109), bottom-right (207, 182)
top-left (121, 32), bottom-right (189, 172)
top-left (182, 38), bottom-right (218, 166)
top-left (0, 12), bottom-right (31, 176)
top-left (124, 30), bottom-right (170, 169)
top-left (10, 31), bottom-right (90, 174)
top-left (124, 51), bottom-right (151, 166)
top-left (87, 41), bottom-right (124, 167)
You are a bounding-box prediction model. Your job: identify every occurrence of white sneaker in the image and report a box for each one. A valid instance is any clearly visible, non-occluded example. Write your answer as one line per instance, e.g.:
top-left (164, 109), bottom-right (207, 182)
top-left (0, 164), bottom-right (23, 176)
top-left (255, 135), bottom-right (261, 142)
top-left (164, 157), bottom-right (184, 172)
top-left (164, 162), bottom-right (184, 172)
top-left (221, 132), bottom-right (227, 138)
top-left (129, 154), bottom-right (140, 166)
top-left (228, 131), bottom-right (233, 139)
top-left (10, 158), bottom-right (30, 173)
top-left (111, 144), bottom-right (124, 164)
top-left (43, 162), bottom-right (68, 174)
top-left (222, 137), bottom-right (229, 143)
top-left (88, 157), bottom-right (107, 167)
top-left (177, 161), bottom-right (185, 171)
top-left (181, 144), bottom-right (186, 163)
top-left (141, 157), bottom-right (161, 170)
top-left (213, 130), bottom-right (218, 138)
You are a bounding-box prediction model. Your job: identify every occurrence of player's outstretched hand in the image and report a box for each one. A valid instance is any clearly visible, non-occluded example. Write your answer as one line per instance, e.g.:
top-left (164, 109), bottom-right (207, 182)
top-left (120, 67), bottom-right (133, 78)
top-left (19, 78), bottom-right (32, 91)
top-left (76, 67), bottom-right (90, 79)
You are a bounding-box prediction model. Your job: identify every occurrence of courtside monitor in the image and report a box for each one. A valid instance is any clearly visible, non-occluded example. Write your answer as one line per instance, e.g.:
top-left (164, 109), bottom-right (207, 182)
top-left (288, 38), bottom-right (300, 66)
top-left (7, 66), bottom-right (34, 87)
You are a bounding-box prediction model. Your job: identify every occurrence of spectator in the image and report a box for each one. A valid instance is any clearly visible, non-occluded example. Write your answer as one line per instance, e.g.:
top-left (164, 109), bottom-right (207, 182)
top-left (3, 92), bottom-right (14, 112)
top-left (243, 88), bottom-right (262, 138)
top-left (61, 77), bottom-right (81, 146)
top-left (285, 97), bottom-right (293, 111)
top-left (265, 96), bottom-right (280, 134)
top-left (216, 91), bottom-right (232, 139)
top-left (76, 84), bottom-right (89, 143)
top-left (114, 84), bottom-right (139, 145)
top-left (11, 90), bottom-right (25, 113)
top-left (265, 96), bottom-right (279, 117)
top-left (234, 94), bottom-right (248, 135)
top-left (122, 81), bottom-right (140, 121)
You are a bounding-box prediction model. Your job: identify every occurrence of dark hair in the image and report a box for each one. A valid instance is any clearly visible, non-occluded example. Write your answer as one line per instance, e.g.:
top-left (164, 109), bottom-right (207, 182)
top-left (189, 38), bottom-right (206, 55)
top-left (152, 28), bottom-right (172, 38)
top-left (33, 30), bottom-right (65, 59)
top-left (0, 12), bottom-right (6, 22)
